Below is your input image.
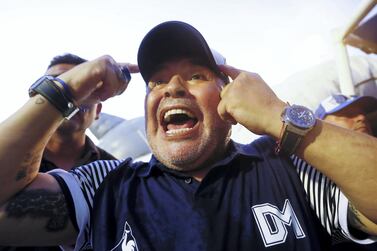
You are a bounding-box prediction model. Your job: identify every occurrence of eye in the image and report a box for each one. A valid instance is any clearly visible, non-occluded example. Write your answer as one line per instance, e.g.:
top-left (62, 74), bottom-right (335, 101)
top-left (148, 80), bottom-right (166, 90)
top-left (190, 73), bottom-right (207, 81)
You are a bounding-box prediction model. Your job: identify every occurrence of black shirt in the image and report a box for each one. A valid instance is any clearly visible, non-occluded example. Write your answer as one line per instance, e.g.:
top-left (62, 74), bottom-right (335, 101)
top-left (53, 137), bottom-right (375, 250)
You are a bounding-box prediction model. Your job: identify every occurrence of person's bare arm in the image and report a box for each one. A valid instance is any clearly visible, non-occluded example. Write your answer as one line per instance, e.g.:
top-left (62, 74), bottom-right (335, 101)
top-left (0, 173), bottom-right (77, 245)
top-left (218, 64), bottom-right (377, 235)
top-left (0, 56), bottom-right (133, 204)
top-left (0, 56), bottom-right (137, 244)
top-left (299, 121), bottom-right (377, 235)
top-left (0, 97), bottom-right (63, 205)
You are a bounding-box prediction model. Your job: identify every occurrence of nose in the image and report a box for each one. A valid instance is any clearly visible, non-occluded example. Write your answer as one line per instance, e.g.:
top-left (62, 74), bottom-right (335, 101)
top-left (164, 75), bottom-right (187, 98)
top-left (353, 113), bottom-right (373, 134)
top-left (354, 113), bottom-right (367, 122)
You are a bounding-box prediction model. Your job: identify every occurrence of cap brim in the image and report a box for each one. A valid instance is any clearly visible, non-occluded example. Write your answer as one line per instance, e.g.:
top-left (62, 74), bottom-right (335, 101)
top-left (137, 21), bottom-right (226, 83)
top-left (328, 96), bottom-right (377, 115)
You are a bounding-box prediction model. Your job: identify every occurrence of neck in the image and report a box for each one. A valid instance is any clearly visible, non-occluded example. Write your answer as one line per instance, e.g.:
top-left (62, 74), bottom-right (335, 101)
top-left (186, 139), bottom-right (232, 182)
top-left (44, 131), bottom-right (87, 171)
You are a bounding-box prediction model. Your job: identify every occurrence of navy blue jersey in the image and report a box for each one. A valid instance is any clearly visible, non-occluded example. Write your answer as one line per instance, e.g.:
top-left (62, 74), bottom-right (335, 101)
top-left (51, 137), bottom-right (376, 250)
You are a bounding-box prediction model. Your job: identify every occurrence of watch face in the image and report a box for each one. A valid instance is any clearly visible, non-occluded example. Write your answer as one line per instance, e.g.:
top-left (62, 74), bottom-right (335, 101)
top-left (286, 105), bottom-right (316, 128)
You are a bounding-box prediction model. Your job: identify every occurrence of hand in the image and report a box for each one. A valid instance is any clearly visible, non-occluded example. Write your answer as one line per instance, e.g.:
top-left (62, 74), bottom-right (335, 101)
top-left (217, 64), bottom-right (286, 137)
top-left (57, 55), bottom-right (139, 105)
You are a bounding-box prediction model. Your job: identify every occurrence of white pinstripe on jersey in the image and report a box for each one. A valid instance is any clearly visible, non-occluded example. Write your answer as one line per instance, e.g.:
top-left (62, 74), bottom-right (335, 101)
top-left (291, 155), bottom-right (346, 242)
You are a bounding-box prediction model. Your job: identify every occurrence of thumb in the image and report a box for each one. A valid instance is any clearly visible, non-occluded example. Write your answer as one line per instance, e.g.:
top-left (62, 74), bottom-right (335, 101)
top-left (218, 64), bottom-right (241, 80)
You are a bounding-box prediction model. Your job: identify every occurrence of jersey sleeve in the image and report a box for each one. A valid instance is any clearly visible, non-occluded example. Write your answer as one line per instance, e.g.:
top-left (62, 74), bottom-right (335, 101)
top-left (48, 159), bottom-right (126, 250)
top-left (291, 155), bottom-right (377, 244)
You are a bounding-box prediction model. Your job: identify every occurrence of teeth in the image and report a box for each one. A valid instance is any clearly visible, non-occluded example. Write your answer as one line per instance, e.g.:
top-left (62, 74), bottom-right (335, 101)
top-left (166, 128), bottom-right (192, 136)
top-left (163, 109), bottom-right (194, 123)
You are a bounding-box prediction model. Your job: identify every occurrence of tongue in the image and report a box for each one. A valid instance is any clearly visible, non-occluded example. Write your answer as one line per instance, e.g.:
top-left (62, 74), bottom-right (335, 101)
top-left (167, 119), bottom-right (196, 131)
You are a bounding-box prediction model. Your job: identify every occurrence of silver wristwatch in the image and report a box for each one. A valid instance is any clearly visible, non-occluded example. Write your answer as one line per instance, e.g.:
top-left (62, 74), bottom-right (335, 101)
top-left (277, 104), bottom-right (316, 155)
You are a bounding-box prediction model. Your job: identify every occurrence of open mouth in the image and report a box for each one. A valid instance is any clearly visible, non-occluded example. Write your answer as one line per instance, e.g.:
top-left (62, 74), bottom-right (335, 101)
top-left (162, 108), bottom-right (199, 136)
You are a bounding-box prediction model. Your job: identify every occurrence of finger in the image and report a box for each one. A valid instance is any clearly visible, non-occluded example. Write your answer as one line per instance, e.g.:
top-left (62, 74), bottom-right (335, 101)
top-left (220, 82), bottom-right (231, 99)
top-left (118, 63), bottom-right (140, 73)
top-left (118, 65), bottom-right (132, 83)
top-left (217, 100), bottom-right (237, 125)
top-left (128, 64), bottom-right (140, 73)
top-left (117, 81), bottom-right (129, 95)
top-left (218, 64), bottom-right (242, 80)
top-left (114, 71), bottom-right (129, 96)
top-left (113, 64), bottom-right (127, 84)
top-left (104, 62), bottom-right (129, 97)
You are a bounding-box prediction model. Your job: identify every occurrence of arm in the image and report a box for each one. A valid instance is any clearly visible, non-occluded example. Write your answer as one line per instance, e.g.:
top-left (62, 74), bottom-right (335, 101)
top-left (217, 64), bottom-right (377, 234)
top-left (0, 56), bottom-right (133, 204)
top-left (0, 56), bottom-right (137, 244)
top-left (300, 120), bottom-right (377, 235)
top-left (0, 173), bottom-right (77, 245)
top-left (0, 97), bottom-right (63, 205)
top-left (292, 155), bottom-right (377, 242)
top-left (0, 159), bottom-right (125, 246)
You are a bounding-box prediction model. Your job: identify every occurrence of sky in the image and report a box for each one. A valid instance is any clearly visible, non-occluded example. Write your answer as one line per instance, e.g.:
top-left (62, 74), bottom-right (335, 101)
top-left (0, 0), bottom-right (374, 123)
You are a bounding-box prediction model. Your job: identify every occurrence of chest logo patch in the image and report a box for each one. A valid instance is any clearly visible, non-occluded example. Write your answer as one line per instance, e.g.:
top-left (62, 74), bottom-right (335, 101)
top-left (110, 221), bottom-right (139, 251)
top-left (251, 199), bottom-right (306, 247)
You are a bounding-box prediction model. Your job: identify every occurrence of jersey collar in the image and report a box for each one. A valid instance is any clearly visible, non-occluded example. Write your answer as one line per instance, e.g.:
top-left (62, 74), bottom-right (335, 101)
top-left (140, 140), bottom-right (263, 177)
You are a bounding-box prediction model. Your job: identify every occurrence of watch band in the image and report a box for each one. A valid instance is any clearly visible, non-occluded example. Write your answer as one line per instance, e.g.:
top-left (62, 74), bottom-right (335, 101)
top-left (28, 76), bottom-right (79, 120)
top-left (278, 124), bottom-right (305, 155)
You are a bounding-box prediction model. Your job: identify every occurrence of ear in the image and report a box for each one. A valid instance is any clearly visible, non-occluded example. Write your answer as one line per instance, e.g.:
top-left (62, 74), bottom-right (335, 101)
top-left (95, 103), bottom-right (102, 120)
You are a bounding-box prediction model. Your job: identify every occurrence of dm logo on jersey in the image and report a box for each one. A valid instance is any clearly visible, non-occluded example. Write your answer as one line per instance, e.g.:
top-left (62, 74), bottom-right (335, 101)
top-left (251, 199), bottom-right (306, 247)
top-left (110, 221), bottom-right (139, 251)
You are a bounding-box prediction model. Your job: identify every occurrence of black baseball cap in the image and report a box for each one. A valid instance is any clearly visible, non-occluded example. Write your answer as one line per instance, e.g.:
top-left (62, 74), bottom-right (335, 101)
top-left (137, 21), bottom-right (228, 84)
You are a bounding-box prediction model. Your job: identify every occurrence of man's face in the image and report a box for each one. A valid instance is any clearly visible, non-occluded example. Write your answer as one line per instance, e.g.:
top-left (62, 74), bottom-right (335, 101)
top-left (45, 64), bottom-right (101, 133)
top-left (324, 105), bottom-right (373, 135)
top-left (145, 58), bottom-right (231, 172)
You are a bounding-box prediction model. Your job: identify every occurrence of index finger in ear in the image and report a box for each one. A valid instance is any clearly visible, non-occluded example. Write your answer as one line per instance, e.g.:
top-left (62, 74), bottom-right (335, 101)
top-left (218, 64), bottom-right (242, 80)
